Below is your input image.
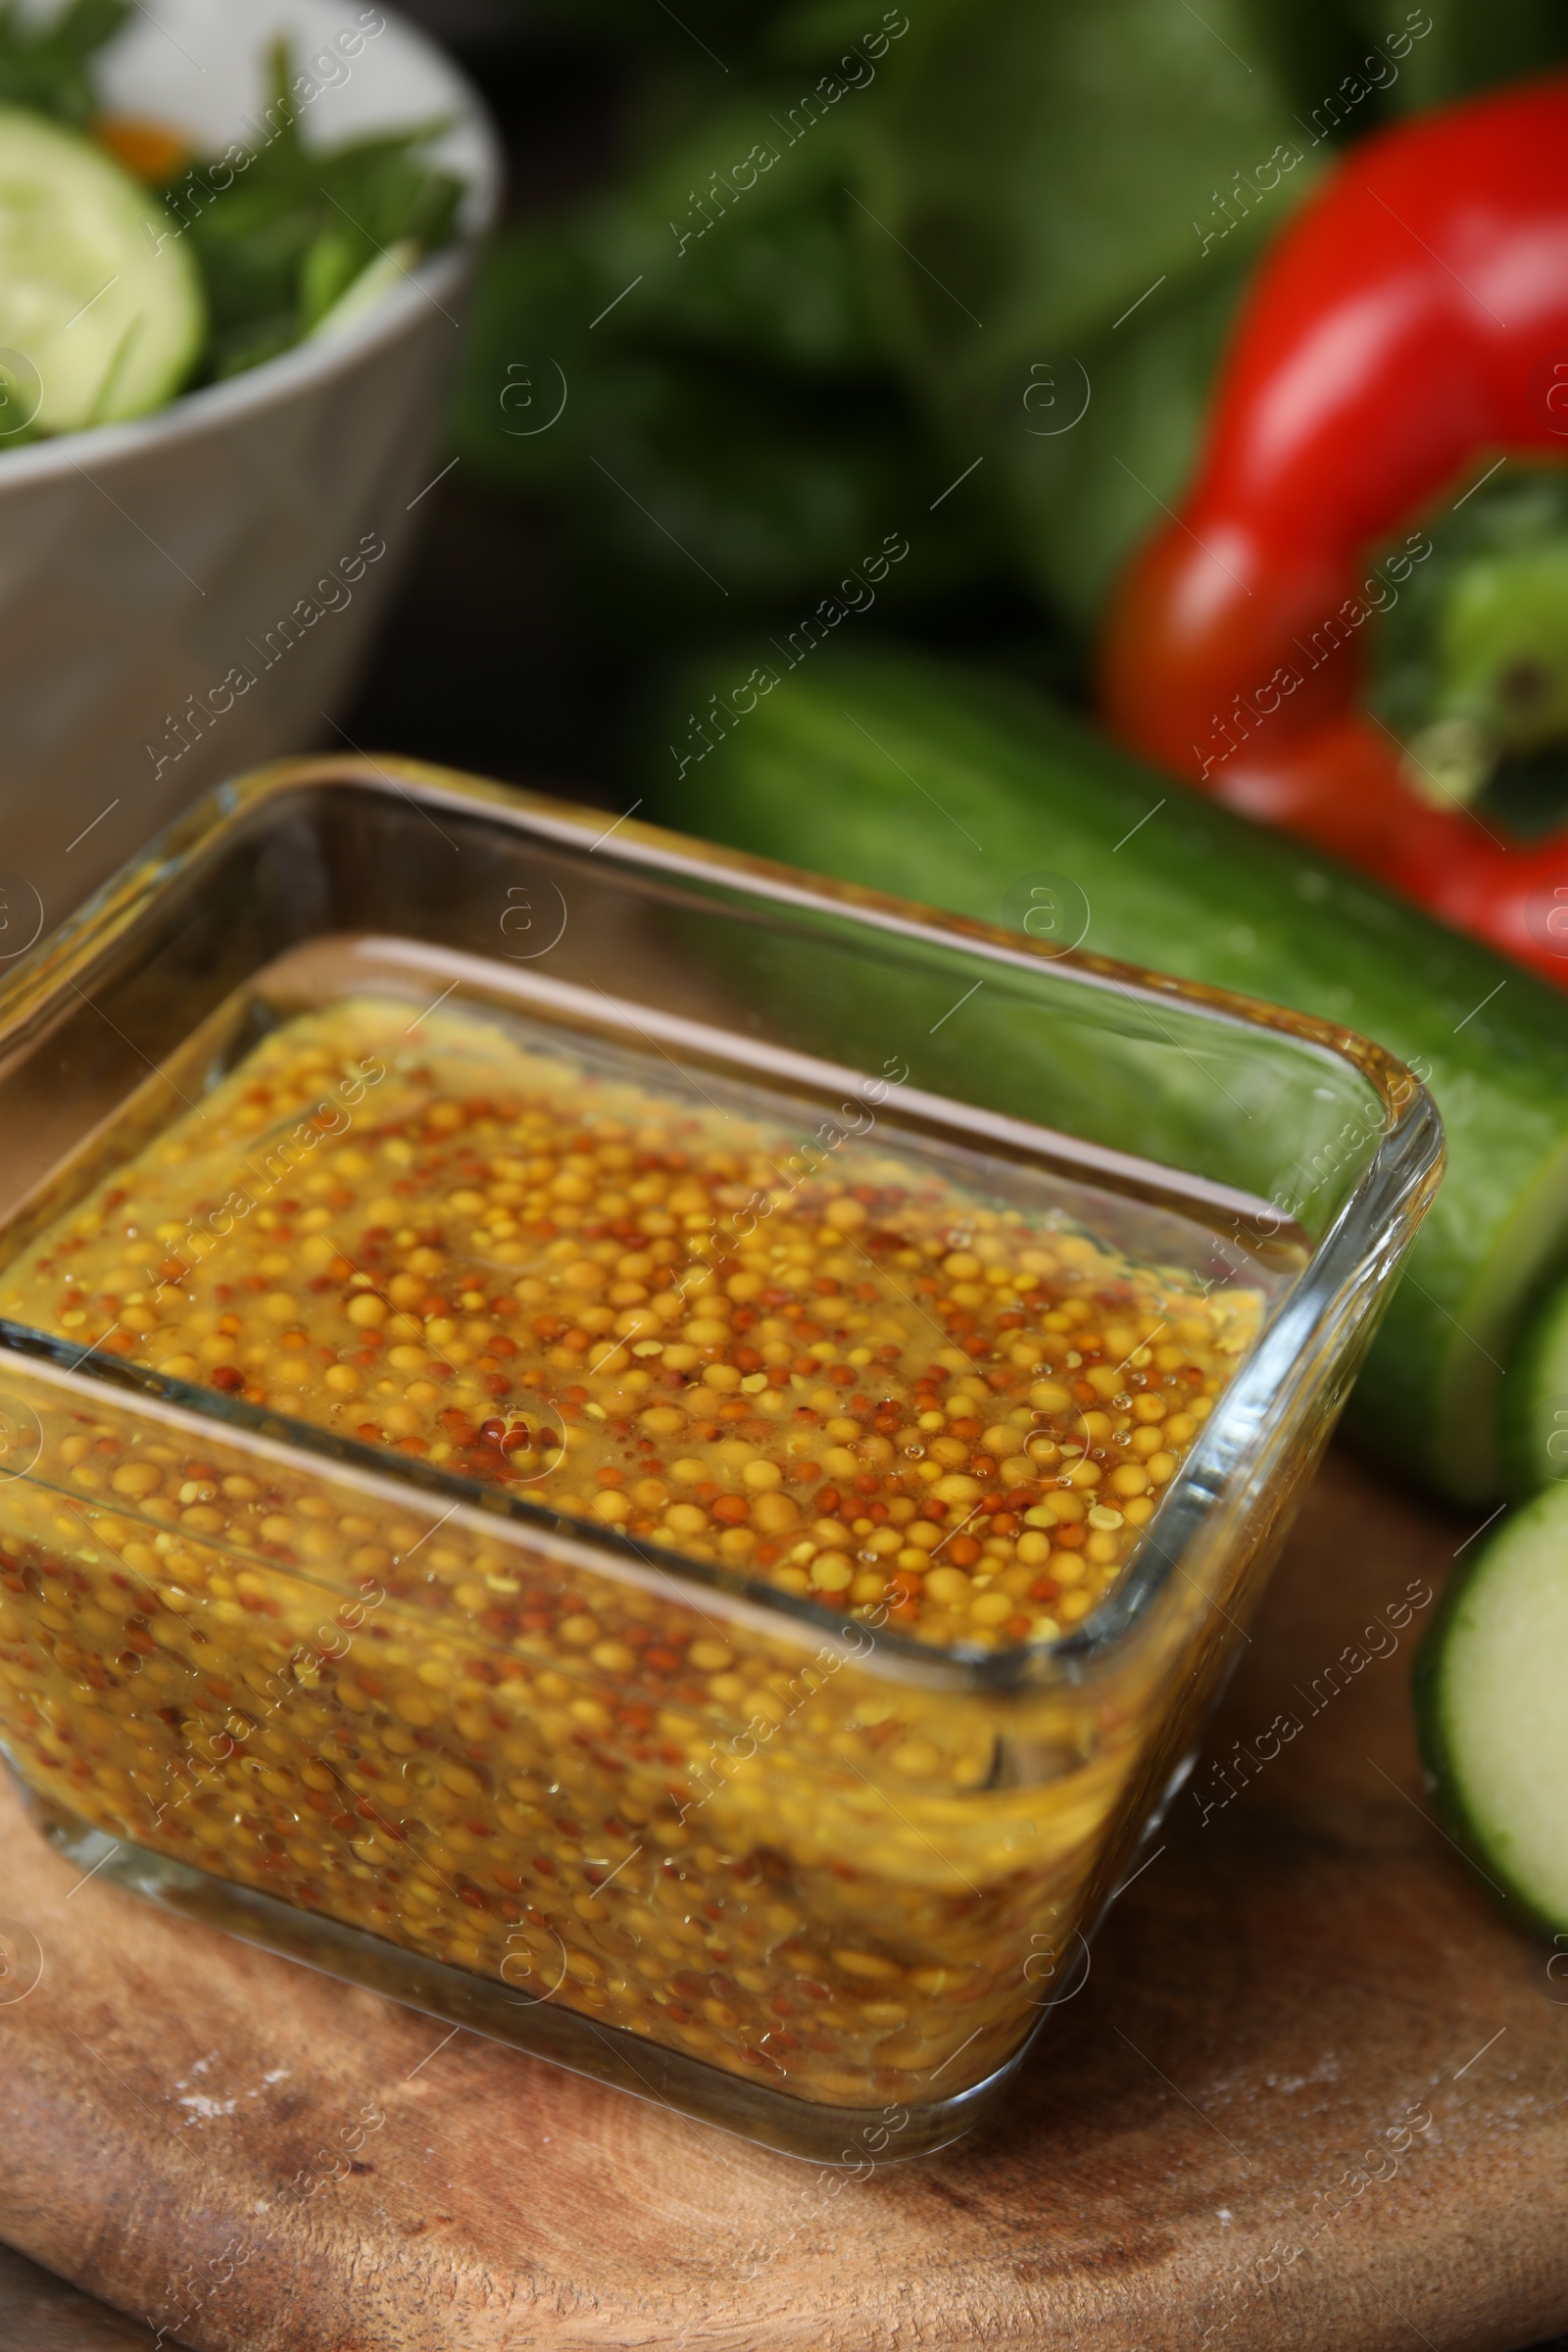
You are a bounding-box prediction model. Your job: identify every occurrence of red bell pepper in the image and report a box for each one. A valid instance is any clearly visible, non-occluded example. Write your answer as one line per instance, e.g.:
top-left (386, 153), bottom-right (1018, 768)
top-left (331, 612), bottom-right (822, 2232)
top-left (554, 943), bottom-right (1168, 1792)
top-left (1099, 76), bottom-right (1568, 984)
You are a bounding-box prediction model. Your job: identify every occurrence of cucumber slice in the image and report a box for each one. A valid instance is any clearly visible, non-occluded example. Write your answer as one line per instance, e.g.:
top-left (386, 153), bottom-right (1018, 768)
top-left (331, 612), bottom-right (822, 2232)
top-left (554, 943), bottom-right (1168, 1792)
top-left (1416, 1485), bottom-right (1568, 1929)
top-left (1507, 1275), bottom-right (1568, 1493)
top-left (0, 106), bottom-right (205, 434)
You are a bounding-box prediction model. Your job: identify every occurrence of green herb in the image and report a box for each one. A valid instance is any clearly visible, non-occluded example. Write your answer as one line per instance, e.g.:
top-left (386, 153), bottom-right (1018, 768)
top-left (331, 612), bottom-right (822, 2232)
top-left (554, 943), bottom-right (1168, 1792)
top-left (172, 39), bottom-right (465, 380)
top-left (0, 0), bottom-right (128, 127)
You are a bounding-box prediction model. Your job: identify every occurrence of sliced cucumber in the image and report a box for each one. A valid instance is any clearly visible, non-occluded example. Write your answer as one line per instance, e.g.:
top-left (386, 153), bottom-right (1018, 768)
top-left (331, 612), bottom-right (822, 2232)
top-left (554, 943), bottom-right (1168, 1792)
top-left (1416, 1484), bottom-right (1568, 1930)
top-left (307, 241), bottom-right (419, 347)
top-left (1508, 1277), bottom-right (1568, 1493)
top-left (0, 106), bottom-right (205, 434)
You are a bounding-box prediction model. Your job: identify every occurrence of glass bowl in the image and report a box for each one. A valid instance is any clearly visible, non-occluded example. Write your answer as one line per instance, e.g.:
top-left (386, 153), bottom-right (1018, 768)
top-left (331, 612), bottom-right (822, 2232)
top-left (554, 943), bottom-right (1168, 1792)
top-left (0, 756), bottom-right (1442, 2159)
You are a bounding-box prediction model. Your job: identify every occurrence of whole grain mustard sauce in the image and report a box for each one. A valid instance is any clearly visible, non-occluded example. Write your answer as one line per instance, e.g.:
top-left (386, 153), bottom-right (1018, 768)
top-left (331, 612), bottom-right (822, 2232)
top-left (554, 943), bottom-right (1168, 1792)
top-left (0, 997), bottom-right (1259, 2104)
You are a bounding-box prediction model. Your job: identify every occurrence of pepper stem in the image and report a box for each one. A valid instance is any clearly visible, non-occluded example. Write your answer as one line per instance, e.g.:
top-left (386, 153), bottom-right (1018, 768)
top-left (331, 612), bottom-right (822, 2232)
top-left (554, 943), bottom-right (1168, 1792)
top-left (1400, 716), bottom-right (1496, 808)
top-left (1374, 466), bottom-right (1568, 807)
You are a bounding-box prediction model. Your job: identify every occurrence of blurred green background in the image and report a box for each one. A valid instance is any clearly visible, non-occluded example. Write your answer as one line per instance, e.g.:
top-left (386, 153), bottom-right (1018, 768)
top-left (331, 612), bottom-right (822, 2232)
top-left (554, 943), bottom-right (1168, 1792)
top-left (352, 0), bottom-right (1568, 803)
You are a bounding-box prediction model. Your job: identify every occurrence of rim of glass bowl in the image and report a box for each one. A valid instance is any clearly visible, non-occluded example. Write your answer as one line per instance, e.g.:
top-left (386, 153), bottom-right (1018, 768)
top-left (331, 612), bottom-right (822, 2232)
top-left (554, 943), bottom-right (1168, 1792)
top-left (0, 755), bottom-right (1446, 1693)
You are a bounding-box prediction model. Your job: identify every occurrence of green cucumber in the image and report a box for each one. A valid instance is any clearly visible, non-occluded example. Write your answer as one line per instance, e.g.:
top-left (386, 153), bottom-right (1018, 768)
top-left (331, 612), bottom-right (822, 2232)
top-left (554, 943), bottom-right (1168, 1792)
top-left (0, 106), bottom-right (204, 433)
top-left (1415, 1487), bottom-right (1568, 1932)
top-left (1509, 1285), bottom-right (1568, 1492)
top-left (644, 643), bottom-right (1568, 1503)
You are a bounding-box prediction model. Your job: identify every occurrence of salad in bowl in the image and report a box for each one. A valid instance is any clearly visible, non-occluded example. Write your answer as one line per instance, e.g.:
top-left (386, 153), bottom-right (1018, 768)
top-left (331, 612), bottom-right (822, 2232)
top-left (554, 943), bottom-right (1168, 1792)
top-left (0, 0), bottom-right (497, 930)
top-left (0, 0), bottom-right (468, 439)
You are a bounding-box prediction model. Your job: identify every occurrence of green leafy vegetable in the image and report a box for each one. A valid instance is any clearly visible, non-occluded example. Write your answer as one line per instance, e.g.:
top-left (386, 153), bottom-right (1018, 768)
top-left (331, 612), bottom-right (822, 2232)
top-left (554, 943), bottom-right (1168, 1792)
top-left (172, 40), bottom-right (465, 380)
top-left (858, 0), bottom-right (1329, 622)
top-left (0, 0), bottom-right (127, 128)
top-left (460, 0), bottom-right (1568, 664)
top-left (1335, 0), bottom-right (1568, 112)
top-left (456, 80), bottom-right (1012, 635)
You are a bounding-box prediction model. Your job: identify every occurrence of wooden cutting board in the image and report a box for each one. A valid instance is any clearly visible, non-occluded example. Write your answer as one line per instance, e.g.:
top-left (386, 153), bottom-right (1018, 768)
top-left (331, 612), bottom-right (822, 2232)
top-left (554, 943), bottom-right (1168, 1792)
top-left (3, 1446), bottom-right (1567, 2352)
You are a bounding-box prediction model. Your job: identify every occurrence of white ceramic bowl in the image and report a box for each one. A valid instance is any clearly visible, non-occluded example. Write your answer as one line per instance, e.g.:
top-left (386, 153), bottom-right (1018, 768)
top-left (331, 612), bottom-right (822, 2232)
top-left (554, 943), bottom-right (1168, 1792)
top-left (0, 0), bottom-right (501, 936)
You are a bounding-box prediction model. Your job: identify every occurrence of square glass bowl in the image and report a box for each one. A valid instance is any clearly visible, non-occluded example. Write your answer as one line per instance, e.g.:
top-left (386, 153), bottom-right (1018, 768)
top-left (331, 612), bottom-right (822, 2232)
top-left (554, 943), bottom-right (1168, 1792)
top-left (0, 759), bottom-right (1442, 2160)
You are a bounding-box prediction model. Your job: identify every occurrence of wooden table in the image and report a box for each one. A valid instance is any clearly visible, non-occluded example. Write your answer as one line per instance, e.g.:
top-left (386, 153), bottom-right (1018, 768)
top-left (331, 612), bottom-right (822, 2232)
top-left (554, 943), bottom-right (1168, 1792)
top-left (0, 2242), bottom-right (153, 2351)
top-left (3, 1446), bottom-right (1567, 2352)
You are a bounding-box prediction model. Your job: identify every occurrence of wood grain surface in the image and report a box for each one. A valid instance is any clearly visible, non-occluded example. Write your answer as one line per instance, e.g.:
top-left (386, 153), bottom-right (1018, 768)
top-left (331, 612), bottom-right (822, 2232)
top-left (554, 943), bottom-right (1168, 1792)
top-left (1, 1446), bottom-right (1566, 2352)
top-left (0, 2241), bottom-right (156, 2351)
